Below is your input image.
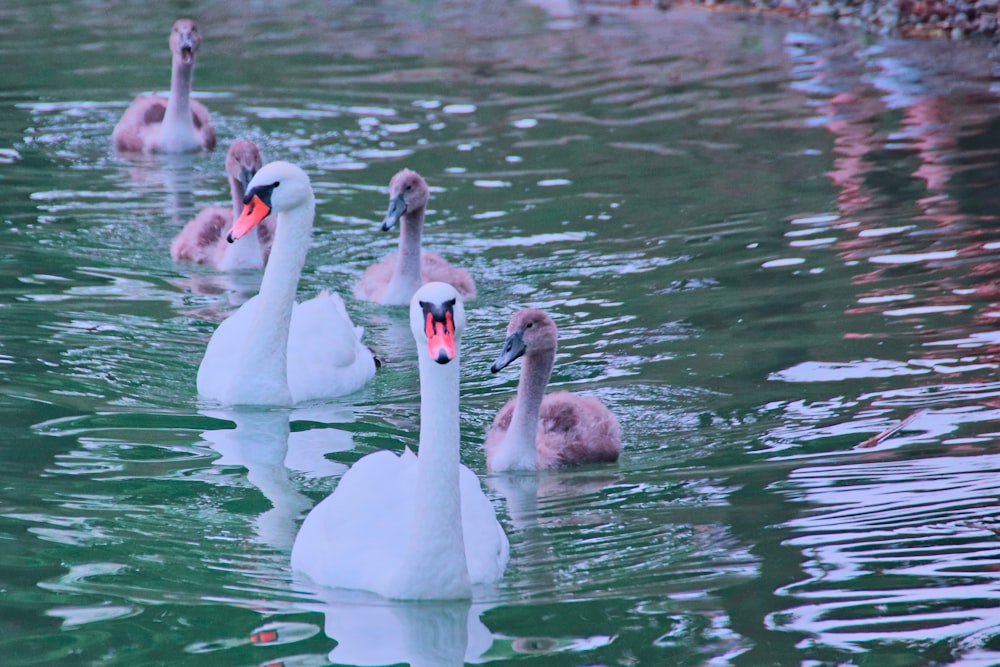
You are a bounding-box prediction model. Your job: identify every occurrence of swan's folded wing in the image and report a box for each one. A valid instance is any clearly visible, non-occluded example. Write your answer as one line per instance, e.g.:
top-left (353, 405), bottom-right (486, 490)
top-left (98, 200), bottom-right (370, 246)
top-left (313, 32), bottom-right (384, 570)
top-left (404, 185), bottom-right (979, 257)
top-left (538, 392), bottom-right (622, 466)
top-left (170, 206), bottom-right (229, 264)
top-left (287, 292), bottom-right (375, 402)
top-left (458, 463), bottom-right (509, 584)
top-left (292, 450), bottom-right (416, 592)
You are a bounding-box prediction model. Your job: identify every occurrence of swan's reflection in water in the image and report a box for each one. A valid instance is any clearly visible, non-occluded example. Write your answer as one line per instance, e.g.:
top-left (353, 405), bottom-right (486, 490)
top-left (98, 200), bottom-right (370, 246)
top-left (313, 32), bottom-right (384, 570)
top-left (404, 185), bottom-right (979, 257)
top-left (488, 470), bottom-right (622, 588)
top-left (169, 270), bottom-right (266, 316)
top-left (122, 152), bottom-right (200, 225)
top-left (488, 473), bottom-right (549, 531)
top-left (199, 406), bottom-right (355, 551)
top-left (488, 469), bottom-right (620, 530)
top-left (293, 594), bottom-right (495, 666)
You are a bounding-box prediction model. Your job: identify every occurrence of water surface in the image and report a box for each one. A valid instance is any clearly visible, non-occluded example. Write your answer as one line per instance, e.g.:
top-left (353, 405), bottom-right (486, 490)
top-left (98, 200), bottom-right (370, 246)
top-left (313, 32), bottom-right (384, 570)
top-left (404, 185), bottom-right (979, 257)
top-left (3, 2), bottom-right (1000, 665)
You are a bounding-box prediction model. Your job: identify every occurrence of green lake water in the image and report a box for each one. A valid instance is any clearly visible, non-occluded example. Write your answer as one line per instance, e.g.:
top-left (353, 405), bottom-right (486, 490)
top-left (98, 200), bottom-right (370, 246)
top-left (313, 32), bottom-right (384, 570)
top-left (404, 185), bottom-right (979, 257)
top-left (3, 1), bottom-right (1000, 665)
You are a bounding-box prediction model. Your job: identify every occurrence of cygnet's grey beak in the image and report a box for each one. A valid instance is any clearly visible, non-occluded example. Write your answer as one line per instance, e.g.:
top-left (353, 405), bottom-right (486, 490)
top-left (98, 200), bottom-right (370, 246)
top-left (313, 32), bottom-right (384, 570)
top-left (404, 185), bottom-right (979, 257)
top-left (490, 332), bottom-right (526, 373)
top-left (381, 194), bottom-right (407, 232)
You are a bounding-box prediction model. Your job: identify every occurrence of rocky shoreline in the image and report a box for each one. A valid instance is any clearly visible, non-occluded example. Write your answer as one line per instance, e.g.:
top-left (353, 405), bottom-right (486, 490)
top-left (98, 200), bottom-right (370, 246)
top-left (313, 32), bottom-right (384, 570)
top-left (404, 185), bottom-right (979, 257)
top-left (706, 0), bottom-right (999, 39)
top-left (688, 0), bottom-right (1000, 40)
top-left (601, 0), bottom-right (1000, 39)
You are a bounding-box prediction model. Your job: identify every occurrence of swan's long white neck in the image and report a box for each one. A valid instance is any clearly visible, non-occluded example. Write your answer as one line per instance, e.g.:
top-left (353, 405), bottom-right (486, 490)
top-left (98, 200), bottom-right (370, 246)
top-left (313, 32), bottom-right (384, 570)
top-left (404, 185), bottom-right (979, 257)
top-left (384, 208), bottom-right (424, 304)
top-left (219, 175), bottom-right (264, 270)
top-left (495, 348), bottom-right (554, 471)
top-left (160, 56), bottom-right (198, 151)
top-left (390, 340), bottom-right (472, 599)
top-left (222, 195), bottom-right (313, 406)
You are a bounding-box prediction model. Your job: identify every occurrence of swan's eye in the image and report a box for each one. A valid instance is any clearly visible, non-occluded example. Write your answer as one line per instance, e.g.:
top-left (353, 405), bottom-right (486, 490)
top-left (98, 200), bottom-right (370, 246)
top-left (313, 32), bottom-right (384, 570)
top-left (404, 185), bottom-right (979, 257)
top-left (272, 181), bottom-right (280, 188)
top-left (405, 184), bottom-right (412, 192)
top-left (526, 322), bottom-right (534, 329)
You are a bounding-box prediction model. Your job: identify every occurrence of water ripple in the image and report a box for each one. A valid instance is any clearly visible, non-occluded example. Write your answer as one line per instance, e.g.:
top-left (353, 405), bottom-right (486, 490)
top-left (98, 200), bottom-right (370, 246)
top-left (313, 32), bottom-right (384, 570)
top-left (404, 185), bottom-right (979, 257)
top-left (771, 454), bottom-right (1000, 652)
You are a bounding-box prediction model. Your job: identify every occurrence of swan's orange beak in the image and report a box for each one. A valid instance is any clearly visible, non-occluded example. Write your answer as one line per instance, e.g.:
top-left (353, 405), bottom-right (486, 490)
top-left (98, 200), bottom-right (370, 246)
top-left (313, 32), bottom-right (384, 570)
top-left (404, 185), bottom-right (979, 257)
top-left (228, 194), bottom-right (271, 243)
top-left (425, 311), bottom-right (457, 364)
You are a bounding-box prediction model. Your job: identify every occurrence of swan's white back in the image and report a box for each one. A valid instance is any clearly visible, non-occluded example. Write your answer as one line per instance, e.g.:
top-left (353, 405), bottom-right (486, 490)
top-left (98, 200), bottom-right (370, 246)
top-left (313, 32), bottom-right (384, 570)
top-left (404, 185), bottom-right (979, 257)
top-left (197, 292), bottom-right (374, 405)
top-left (291, 449), bottom-right (507, 595)
top-left (288, 292), bottom-right (375, 402)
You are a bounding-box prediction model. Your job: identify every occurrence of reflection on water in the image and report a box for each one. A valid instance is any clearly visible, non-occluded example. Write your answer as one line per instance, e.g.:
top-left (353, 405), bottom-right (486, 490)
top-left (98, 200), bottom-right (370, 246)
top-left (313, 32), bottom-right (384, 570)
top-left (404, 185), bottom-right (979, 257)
top-left (200, 407), bottom-right (356, 551)
top-left (772, 453), bottom-right (1000, 657)
top-left (782, 37), bottom-right (1000, 374)
top-left (5, 0), bottom-right (1000, 664)
top-left (762, 35), bottom-right (1000, 663)
top-left (300, 596), bottom-right (495, 666)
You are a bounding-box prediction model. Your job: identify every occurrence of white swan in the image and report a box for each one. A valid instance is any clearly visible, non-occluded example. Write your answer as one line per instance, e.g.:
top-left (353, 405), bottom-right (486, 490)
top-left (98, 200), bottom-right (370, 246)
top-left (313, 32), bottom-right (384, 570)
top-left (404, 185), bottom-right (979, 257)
top-left (112, 19), bottom-right (216, 153)
top-left (354, 169), bottom-right (476, 305)
top-left (291, 282), bottom-right (509, 600)
top-left (196, 161), bottom-right (376, 406)
top-left (170, 140), bottom-right (275, 270)
top-left (484, 308), bottom-right (622, 471)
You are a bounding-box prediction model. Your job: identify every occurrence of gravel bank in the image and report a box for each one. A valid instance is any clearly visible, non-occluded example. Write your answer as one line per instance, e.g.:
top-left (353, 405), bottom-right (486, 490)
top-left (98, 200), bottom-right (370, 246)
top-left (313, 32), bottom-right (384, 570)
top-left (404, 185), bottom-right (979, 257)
top-left (578, 0), bottom-right (1000, 39)
top-left (699, 0), bottom-right (1000, 38)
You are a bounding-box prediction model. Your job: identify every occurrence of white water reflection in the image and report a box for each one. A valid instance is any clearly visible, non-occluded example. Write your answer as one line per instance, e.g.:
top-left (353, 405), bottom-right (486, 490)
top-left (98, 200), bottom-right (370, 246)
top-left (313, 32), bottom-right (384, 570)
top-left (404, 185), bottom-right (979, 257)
top-left (771, 453), bottom-right (1000, 656)
top-left (168, 269), bottom-right (266, 315)
top-left (770, 358), bottom-right (931, 382)
top-left (487, 470), bottom-right (619, 531)
top-left (201, 407), bottom-right (355, 551)
top-left (761, 382), bottom-right (1000, 456)
top-left (294, 595), bottom-right (496, 666)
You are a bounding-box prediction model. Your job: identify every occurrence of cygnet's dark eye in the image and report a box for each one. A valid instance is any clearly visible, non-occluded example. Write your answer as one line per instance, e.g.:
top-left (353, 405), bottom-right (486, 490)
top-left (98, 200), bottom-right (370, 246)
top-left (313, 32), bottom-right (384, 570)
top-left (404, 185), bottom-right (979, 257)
top-left (526, 322), bottom-right (534, 328)
top-left (405, 184), bottom-right (413, 191)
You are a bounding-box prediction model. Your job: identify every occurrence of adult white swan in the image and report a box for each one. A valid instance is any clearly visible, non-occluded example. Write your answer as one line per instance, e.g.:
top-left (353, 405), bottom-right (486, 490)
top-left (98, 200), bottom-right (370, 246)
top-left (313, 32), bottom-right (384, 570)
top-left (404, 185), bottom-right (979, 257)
top-left (291, 282), bottom-right (508, 599)
top-left (197, 161), bottom-right (376, 406)
top-left (112, 18), bottom-right (216, 153)
top-left (170, 140), bottom-right (275, 270)
top-left (354, 170), bottom-right (476, 305)
top-left (484, 309), bottom-right (622, 471)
